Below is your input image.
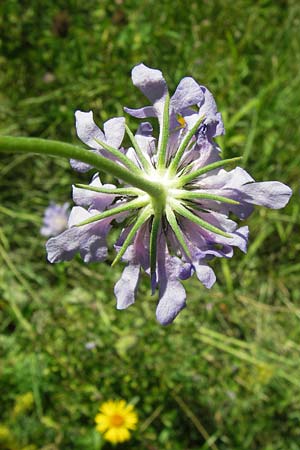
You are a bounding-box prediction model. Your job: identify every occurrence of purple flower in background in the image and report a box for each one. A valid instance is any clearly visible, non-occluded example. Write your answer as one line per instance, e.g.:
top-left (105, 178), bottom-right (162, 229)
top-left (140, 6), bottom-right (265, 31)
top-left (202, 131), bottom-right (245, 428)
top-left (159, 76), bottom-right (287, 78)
top-left (46, 64), bottom-right (292, 325)
top-left (41, 202), bottom-right (69, 237)
top-left (85, 341), bottom-right (96, 350)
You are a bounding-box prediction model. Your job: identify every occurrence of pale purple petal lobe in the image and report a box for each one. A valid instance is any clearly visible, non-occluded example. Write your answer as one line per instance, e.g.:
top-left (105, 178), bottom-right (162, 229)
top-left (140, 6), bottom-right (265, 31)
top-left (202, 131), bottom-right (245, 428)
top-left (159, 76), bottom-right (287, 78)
top-left (193, 262), bottom-right (216, 288)
top-left (171, 77), bottom-right (204, 112)
top-left (124, 106), bottom-right (156, 119)
top-left (72, 174), bottom-right (116, 211)
top-left (75, 110), bottom-right (104, 149)
top-left (114, 264), bottom-right (140, 310)
top-left (46, 207), bottom-right (111, 263)
top-left (103, 117), bottom-right (125, 148)
top-left (156, 279), bottom-right (186, 326)
top-left (131, 63), bottom-right (167, 104)
top-left (240, 181), bottom-right (292, 209)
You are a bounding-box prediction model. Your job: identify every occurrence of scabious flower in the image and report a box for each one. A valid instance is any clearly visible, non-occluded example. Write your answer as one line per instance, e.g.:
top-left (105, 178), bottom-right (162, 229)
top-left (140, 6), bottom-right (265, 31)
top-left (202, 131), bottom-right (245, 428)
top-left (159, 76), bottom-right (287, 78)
top-left (85, 341), bottom-right (96, 350)
top-left (40, 202), bottom-right (69, 237)
top-left (46, 64), bottom-right (292, 325)
top-left (95, 400), bottom-right (138, 444)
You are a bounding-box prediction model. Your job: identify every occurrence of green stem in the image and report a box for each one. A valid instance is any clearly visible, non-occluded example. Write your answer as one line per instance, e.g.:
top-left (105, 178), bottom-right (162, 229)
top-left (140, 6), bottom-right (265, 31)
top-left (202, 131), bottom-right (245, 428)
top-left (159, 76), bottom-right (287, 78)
top-left (0, 136), bottom-right (163, 197)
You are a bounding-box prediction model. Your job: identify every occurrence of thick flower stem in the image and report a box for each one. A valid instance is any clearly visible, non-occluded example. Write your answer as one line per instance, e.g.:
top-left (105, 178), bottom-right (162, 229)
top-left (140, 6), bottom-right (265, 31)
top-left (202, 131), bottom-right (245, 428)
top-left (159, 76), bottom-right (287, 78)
top-left (0, 136), bottom-right (163, 198)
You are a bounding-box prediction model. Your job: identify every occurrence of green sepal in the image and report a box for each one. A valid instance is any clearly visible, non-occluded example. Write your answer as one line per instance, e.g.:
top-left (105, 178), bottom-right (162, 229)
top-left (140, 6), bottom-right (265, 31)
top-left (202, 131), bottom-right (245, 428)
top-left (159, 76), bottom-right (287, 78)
top-left (168, 115), bottom-right (205, 174)
top-left (149, 214), bottom-right (161, 292)
top-left (171, 200), bottom-right (232, 238)
top-left (173, 190), bottom-right (240, 205)
top-left (125, 124), bottom-right (153, 173)
top-left (75, 197), bottom-right (148, 227)
top-left (74, 183), bottom-right (141, 197)
top-left (157, 92), bottom-right (170, 170)
top-left (165, 206), bottom-right (191, 259)
top-left (178, 157), bottom-right (242, 186)
top-left (111, 205), bottom-right (152, 266)
top-left (93, 137), bottom-right (142, 174)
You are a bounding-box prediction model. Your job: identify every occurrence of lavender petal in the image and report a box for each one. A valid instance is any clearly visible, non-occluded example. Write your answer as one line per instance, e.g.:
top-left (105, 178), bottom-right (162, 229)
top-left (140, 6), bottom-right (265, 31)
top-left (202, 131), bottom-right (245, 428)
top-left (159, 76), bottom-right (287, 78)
top-left (72, 174), bottom-right (116, 211)
top-left (124, 105), bottom-right (156, 119)
top-left (156, 278), bottom-right (186, 326)
top-left (103, 117), bottom-right (125, 149)
top-left (46, 207), bottom-right (111, 263)
top-left (193, 262), bottom-right (216, 288)
top-left (114, 264), bottom-right (140, 309)
top-left (239, 181), bottom-right (292, 209)
top-left (171, 77), bottom-right (204, 113)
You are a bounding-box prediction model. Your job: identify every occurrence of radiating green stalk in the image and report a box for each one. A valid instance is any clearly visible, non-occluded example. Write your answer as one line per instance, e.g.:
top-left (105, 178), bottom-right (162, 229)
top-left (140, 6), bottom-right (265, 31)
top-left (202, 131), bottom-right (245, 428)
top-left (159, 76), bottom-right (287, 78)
top-left (93, 137), bottom-right (141, 174)
top-left (75, 197), bottom-right (148, 227)
top-left (173, 190), bottom-right (240, 205)
top-left (178, 157), bottom-right (242, 186)
top-left (171, 200), bottom-right (231, 238)
top-left (165, 206), bottom-right (191, 258)
top-left (157, 92), bottom-right (170, 170)
top-left (74, 183), bottom-right (141, 197)
top-left (0, 136), bottom-right (163, 197)
top-left (168, 115), bottom-right (204, 174)
top-left (112, 205), bottom-right (152, 266)
top-left (125, 124), bottom-right (153, 172)
top-left (149, 214), bottom-right (161, 290)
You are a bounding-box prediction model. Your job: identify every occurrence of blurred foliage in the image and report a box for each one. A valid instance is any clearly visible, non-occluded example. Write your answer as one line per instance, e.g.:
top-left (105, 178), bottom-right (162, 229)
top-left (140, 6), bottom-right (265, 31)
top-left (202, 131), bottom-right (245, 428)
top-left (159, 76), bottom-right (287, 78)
top-left (1, 0), bottom-right (300, 449)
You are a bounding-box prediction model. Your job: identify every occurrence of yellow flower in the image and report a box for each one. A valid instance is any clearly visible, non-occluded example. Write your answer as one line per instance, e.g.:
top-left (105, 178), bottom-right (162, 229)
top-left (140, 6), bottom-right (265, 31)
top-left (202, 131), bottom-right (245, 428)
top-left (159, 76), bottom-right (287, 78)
top-left (95, 400), bottom-right (138, 444)
top-left (0, 425), bottom-right (11, 441)
top-left (13, 392), bottom-right (34, 417)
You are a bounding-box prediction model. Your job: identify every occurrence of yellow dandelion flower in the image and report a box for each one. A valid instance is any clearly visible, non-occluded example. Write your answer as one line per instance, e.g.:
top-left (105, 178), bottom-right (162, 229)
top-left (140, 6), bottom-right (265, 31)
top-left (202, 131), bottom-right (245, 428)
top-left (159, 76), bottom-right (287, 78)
top-left (95, 400), bottom-right (138, 444)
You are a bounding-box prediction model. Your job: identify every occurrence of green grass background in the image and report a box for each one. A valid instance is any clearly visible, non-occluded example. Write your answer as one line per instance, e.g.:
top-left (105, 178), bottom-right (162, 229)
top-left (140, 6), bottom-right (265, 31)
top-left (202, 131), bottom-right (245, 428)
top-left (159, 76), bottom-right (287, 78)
top-left (1, 1), bottom-right (300, 449)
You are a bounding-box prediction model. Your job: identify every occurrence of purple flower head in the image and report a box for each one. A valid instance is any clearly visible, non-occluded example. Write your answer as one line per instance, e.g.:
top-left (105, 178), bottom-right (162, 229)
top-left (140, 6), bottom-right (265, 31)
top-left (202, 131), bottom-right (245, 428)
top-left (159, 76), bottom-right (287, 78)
top-left (41, 202), bottom-right (70, 237)
top-left (46, 64), bottom-right (292, 325)
top-left (85, 341), bottom-right (96, 350)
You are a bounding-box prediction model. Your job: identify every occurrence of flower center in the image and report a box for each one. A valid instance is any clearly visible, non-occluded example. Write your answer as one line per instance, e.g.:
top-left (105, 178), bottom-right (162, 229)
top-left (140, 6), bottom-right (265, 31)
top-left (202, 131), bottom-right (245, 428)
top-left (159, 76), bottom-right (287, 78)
top-left (110, 414), bottom-right (125, 427)
top-left (144, 169), bottom-right (180, 214)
